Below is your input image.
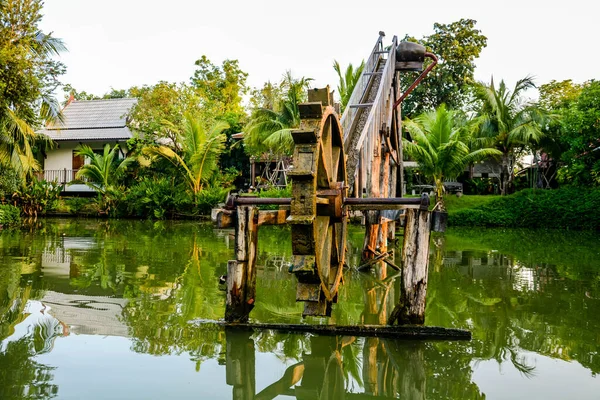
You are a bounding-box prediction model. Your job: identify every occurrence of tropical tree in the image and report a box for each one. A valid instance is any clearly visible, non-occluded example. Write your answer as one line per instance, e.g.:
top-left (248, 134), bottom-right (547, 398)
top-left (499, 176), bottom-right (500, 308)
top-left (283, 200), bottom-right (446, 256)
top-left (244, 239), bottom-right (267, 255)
top-left (333, 60), bottom-right (365, 112)
top-left (473, 76), bottom-right (546, 195)
top-left (144, 114), bottom-right (229, 196)
top-left (0, 0), bottom-right (66, 178)
top-left (557, 80), bottom-right (600, 186)
top-left (244, 72), bottom-right (312, 156)
top-left (403, 105), bottom-right (501, 210)
top-left (74, 144), bottom-right (134, 193)
top-left (400, 19), bottom-right (487, 118)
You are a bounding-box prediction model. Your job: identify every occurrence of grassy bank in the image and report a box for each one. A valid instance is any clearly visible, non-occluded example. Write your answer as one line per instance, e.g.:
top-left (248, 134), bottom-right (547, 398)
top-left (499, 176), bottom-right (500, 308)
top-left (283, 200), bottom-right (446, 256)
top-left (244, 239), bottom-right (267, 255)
top-left (447, 187), bottom-right (600, 230)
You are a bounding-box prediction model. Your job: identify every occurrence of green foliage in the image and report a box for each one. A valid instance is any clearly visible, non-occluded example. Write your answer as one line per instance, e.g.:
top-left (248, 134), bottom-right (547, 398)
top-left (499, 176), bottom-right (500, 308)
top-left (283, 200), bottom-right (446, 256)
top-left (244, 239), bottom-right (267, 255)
top-left (538, 79), bottom-right (584, 111)
top-left (0, 0), bottom-right (65, 178)
top-left (400, 19), bottom-right (487, 118)
top-left (0, 166), bottom-right (22, 200)
top-left (144, 116), bottom-right (229, 195)
top-left (191, 56), bottom-right (248, 116)
top-left (122, 177), bottom-right (193, 219)
top-left (558, 80), bottom-right (600, 186)
top-left (403, 105), bottom-right (500, 209)
top-left (195, 185), bottom-right (230, 215)
top-left (129, 82), bottom-right (203, 145)
top-left (74, 144), bottom-right (134, 193)
top-left (60, 197), bottom-right (97, 215)
top-left (333, 60), bottom-right (365, 112)
top-left (244, 72), bottom-right (312, 156)
top-left (12, 180), bottom-right (61, 217)
top-left (448, 187), bottom-right (600, 230)
top-left (0, 204), bottom-right (20, 227)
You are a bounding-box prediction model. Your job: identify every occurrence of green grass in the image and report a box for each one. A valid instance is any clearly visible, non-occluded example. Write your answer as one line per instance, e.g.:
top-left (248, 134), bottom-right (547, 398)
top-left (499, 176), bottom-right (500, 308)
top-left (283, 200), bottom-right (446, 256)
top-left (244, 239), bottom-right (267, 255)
top-left (444, 195), bottom-right (500, 213)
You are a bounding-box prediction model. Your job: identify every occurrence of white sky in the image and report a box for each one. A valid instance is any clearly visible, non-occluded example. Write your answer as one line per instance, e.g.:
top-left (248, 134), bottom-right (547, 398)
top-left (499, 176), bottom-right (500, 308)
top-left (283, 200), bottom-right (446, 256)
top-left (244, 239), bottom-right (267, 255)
top-left (39, 0), bottom-right (598, 99)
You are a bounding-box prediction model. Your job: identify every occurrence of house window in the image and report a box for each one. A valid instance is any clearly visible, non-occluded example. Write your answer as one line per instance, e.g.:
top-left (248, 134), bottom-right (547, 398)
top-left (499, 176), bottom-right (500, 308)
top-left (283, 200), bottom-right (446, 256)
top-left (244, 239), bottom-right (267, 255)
top-left (481, 173), bottom-right (489, 179)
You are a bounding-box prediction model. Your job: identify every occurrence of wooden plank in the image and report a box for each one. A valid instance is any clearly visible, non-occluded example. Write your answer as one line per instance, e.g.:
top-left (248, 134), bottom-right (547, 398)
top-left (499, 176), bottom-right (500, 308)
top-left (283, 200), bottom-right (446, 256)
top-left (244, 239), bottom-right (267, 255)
top-left (257, 210), bottom-right (288, 226)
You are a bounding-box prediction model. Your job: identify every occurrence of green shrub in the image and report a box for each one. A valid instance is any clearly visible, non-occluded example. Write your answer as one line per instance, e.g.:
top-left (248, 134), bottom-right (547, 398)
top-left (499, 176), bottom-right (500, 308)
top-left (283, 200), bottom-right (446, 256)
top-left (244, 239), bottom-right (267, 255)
top-left (0, 168), bottom-right (22, 202)
top-left (122, 177), bottom-right (193, 219)
top-left (0, 204), bottom-right (21, 227)
top-left (196, 185), bottom-right (230, 215)
top-left (448, 187), bottom-right (600, 230)
top-left (12, 180), bottom-right (62, 217)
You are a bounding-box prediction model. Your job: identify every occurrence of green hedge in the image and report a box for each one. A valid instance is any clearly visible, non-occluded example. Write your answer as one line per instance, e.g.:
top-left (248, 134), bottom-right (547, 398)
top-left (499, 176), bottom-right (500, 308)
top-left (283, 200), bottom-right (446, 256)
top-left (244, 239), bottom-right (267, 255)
top-left (448, 187), bottom-right (600, 230)
top-left (0, 204), bottom-right (21, 228)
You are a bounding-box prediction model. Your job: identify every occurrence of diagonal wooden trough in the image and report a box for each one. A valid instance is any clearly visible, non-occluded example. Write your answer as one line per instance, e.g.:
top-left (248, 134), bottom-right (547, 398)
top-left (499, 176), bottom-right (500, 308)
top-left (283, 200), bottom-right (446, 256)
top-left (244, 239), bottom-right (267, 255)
top-left (214, 87), bottom-right (469, 340)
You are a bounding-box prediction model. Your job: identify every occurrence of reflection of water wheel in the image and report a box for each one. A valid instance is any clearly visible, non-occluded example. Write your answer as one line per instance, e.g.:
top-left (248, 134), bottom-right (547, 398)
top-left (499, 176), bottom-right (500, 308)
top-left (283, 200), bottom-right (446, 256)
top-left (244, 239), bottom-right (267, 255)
top-left (288, 88), bottom-right (348, 317)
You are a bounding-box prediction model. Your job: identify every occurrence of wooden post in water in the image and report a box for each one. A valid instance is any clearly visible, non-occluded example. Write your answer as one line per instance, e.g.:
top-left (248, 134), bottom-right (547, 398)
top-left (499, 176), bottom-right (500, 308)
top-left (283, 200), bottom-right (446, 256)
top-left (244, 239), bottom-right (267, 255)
top-left (226, 206), bottom-right (259, 323)
top-left (389, 208), bottom-right (431, 325)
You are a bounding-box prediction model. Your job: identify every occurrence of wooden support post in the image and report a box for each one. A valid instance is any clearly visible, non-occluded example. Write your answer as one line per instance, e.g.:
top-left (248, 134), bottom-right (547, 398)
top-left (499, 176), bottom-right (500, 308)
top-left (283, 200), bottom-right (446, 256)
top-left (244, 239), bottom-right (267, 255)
top-left (226, 206), bottom-right (259, 323)
top-left (389, 208), bottom-right (431, 325)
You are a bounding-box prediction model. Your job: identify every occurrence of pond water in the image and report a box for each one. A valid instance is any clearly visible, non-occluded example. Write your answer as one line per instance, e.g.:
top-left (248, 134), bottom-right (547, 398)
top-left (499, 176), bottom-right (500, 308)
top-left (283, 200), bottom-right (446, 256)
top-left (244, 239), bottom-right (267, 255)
top-left (1, 219), bottom-right (599, 399)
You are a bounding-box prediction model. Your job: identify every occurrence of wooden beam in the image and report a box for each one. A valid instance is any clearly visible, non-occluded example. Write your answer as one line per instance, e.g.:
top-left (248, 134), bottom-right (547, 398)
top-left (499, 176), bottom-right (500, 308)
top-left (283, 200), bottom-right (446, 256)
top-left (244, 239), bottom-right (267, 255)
top-left (211, 323), bottom-right (471, 340)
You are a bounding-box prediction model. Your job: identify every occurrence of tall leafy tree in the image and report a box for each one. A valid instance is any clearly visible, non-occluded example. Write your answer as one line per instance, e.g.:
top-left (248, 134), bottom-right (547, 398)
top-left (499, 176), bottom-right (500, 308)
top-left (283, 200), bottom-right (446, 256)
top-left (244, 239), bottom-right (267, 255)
top-left (473, 76), bottom-right (545, 195)
top-left (128, 82), bottom-right (202, 147)
top-left (400, 19), bottom-right (487, 118)
top-left (558, 80), bottom-right (600, 186)
top-left (403, 105), bottom-right (500, 210)
top-left (0, 0), bottom-right (66, 177)
top-left (191, 56), bottom-right (248, 116)
top-left (333, 60), bottom-right (365, 112)
top-left (144, 114), bottom-right (229, 195)
top-left (244, 72), bottom-right (312, 156)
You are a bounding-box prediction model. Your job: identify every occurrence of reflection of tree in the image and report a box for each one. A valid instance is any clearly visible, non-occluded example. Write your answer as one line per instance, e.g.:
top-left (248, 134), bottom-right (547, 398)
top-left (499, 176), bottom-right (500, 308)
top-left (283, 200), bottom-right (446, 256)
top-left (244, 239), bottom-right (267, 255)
top-left (0, 337), bottom-right (58, 400)
top-left (428, 229), bottom-right (600, 375)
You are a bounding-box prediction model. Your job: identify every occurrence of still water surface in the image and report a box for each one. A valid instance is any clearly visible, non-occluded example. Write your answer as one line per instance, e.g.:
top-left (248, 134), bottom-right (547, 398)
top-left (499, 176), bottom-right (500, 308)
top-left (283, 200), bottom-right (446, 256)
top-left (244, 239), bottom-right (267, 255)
top-left (1, 219), bottom-right (599, 399)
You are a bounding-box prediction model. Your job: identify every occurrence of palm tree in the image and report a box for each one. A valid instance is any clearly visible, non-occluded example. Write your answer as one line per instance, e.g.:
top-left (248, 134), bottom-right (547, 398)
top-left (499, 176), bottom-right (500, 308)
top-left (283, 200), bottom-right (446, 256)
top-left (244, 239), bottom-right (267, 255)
top-left (75, 144), bottom-right (134, 193)
top-left (144, 114), bottom-right (229, 196)
top-left (244, 72), bottom-right (312, 156)
top-left (0, 12), bottom-right (66, 179)
top-left (333, 60), bottom-right (365, 112)
top-left (473, 77), bottom-right (545, 195)
top-left (403, 105), bottom-right (501, 210)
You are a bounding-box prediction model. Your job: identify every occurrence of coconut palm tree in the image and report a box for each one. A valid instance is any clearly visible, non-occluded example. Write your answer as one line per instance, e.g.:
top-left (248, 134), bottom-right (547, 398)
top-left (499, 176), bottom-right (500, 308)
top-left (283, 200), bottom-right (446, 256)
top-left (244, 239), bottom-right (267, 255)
top-left (403, 105), bottom-right (501, 210)
top-left (472, 76), bottom-right (546, 195)
top-left (333, 60), bottom-right (365, 112)
top-left (144, 114), bottom-right (229, 196)
top-left (75, 144), bottom-right (134, 193)
top-left (244, 72), bottom-right (312, 156)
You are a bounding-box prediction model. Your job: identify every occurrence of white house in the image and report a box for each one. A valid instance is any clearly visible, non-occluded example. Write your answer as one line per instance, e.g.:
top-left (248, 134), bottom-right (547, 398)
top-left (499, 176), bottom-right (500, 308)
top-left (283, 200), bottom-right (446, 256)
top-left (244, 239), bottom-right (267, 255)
top-left (39, 98), bottom-right (137, 192)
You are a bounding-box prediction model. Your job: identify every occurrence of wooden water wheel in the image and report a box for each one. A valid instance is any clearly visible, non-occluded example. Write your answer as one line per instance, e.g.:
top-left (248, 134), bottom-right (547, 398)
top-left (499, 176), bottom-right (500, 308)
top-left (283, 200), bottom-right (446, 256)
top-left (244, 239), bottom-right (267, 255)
top-left (287, 87), bottom-right (348, 317)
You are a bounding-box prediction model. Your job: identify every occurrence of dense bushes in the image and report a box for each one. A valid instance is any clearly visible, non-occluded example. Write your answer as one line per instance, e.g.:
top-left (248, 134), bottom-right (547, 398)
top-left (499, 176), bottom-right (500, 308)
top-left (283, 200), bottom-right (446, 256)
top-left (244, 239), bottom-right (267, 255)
top-left (12, 180), bottom-right (62, 217)
top-left (0, 205), bottom-right (20, 227)
top-left (449, 187), bottom-right (600, 230)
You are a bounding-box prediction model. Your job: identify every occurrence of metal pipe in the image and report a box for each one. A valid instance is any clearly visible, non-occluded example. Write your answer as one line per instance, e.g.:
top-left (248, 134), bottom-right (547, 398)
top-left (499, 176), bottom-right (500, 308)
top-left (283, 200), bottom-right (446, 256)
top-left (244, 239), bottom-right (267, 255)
top-left (232, 193), bottom-right (430, 211)
top-left (393, 52), bottom-right (438, 109)
top-left (234, 197), bottom-right (292, 206)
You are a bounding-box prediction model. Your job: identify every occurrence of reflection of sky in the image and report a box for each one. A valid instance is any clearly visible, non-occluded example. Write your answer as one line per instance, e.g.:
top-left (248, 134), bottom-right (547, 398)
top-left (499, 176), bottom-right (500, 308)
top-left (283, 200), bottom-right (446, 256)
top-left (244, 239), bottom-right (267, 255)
top-left (34, 334), bottom-right (298, 400)
top-left (1, 300), bottom-right (63, 351)
top-left (473, 350), bottom-right (600, 399)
